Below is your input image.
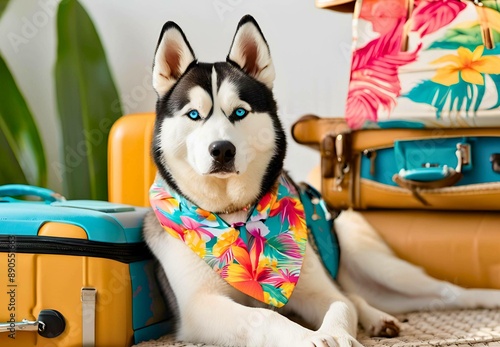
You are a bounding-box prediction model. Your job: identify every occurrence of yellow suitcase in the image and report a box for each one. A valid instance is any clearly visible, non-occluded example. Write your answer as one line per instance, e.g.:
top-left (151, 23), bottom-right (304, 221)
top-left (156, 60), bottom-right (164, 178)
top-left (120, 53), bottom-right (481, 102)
top-left (108, 113), bottom-right (156, 207)
top-left (0, 185), bottom-right (171, 346)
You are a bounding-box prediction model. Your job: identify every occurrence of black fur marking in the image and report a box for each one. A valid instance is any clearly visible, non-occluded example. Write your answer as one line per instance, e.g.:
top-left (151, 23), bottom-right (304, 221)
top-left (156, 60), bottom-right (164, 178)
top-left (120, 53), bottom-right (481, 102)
top-left (214, 63), bottom-right (277, 124)
top-left (151, 134), bottom-right (181, 198)
top-left (261, 110), bottom-right (287, 201)
top-left (156, 62), bottom-right (213, 120)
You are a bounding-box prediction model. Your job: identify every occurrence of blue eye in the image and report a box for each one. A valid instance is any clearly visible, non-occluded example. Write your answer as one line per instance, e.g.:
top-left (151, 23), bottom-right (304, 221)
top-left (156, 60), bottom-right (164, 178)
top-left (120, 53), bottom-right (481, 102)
top-left (234, 108), bottom-right (248, 118)
top-left (187, 110), bottom-right (200, 120)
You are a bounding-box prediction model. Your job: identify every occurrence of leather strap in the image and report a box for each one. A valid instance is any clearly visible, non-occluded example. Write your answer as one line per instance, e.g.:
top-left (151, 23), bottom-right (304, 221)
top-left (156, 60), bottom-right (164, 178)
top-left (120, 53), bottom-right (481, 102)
top-left (321, 135), bottom-right (335, 178)
top-left (393, 170), bottom-right (463, 190)
top-left (393, 171), bottom-right (463, 206)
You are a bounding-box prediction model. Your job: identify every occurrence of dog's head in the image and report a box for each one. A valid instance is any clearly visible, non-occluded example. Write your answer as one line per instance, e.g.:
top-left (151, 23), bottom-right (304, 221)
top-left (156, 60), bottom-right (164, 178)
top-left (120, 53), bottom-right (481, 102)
top-left (151, 15), bottom-right (286, 213)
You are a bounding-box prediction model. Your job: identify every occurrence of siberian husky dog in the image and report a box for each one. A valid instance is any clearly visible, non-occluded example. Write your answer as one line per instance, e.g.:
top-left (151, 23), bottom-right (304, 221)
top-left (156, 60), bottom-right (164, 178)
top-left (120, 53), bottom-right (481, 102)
top-left (143, 15), bottom-right (500, 347)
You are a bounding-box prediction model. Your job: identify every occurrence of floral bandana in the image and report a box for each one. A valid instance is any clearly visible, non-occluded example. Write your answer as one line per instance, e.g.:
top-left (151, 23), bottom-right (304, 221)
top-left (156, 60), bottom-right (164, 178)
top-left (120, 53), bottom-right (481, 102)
top-left (149, 174), bottom-right (307, 308)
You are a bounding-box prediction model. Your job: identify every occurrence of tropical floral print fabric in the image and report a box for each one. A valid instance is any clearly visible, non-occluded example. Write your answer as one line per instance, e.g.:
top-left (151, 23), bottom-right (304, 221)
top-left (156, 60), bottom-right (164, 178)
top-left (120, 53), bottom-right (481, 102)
top-left (149, 175), bottom-right (307, 308)
top-left (346, 0), bottom-right (500, 129)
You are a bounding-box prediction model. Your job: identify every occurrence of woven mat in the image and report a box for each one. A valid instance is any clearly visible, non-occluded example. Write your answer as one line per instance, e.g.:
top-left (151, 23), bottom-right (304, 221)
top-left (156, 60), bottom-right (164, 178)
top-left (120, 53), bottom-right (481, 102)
top-left (134, 309), bottom-right (500, 347)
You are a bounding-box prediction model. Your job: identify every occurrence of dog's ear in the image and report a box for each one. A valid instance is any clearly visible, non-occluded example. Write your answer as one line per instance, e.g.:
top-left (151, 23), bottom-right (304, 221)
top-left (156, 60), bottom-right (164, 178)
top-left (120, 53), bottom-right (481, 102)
top-left (153, 22), bottom-right (196, 96)
top-left (227, 15), bottom-right (275, 88)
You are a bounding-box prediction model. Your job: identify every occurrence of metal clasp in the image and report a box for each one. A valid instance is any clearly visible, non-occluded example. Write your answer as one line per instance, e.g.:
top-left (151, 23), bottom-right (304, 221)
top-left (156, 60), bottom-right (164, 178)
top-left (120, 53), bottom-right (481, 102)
top-left (0, 319), bottom-right (44, 333)
top-left (455, 143), bottom-right (471, 173)
top-left (334, 133), bottom-right (351, 190)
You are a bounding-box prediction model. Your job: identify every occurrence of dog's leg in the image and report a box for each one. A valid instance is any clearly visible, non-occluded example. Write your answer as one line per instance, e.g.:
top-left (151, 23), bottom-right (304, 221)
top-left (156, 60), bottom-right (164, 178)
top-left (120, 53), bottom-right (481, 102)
top-left (336, 210), bottom-right (500, 314)
top-left (345, 293), bottom-right (400, 337)
top-left (286, 244), bottom-right (363, 347)
top-left (179, 293), bottom-right (347, 347)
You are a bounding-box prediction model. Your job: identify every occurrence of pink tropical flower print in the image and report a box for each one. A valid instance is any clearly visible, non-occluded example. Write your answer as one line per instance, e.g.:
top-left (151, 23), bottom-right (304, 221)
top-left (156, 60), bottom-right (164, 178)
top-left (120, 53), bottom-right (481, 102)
top-left (411, 0), bottom-right (467, 36)
top-left (269, 196), bottom-right (306, 229)
top-left (154, 211), bottom-right (185, 240)
top-left (346, 20), bottom-right (420, 128)
top-left (359, 0), bottom-right (407, 35)
top-left (265, 233), bottom-right (303, 260)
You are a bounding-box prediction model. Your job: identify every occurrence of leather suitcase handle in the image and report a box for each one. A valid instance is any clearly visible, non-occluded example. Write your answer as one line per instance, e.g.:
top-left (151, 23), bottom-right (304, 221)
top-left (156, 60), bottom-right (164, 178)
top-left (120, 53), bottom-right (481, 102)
top-left (291, 115), bottom-right (349, 149)
top-left (393, 171), bottom-right (463, 190)
top-left (393, 171), bottom-right (463, 206)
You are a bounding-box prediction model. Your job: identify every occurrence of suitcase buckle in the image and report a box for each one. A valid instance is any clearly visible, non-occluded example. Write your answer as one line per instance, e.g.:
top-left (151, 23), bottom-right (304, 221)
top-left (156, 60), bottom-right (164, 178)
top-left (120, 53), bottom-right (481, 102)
top-left (320, 132), bottom-right (351, 191)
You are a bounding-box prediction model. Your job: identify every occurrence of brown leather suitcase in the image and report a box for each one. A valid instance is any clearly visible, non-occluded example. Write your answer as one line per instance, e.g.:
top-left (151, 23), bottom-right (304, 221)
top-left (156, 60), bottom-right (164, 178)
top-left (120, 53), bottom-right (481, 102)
top-left (292, 115), bottom-right (500, 290)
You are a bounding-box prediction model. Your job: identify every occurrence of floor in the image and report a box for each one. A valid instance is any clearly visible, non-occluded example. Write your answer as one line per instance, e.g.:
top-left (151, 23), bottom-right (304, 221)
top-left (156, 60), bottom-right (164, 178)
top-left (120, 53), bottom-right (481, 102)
top-left (134, 308), bottom-right (500, 347)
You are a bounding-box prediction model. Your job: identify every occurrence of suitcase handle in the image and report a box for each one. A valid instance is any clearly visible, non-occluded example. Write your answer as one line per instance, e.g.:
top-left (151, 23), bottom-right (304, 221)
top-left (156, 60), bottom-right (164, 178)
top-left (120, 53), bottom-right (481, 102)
top-left (392, 145), bottom-right (466, 205)
top-left (392, 144), bottom-right (470, 190)
top-left (0, 184), bottom-right (65, 203)
top-left (393, 142), bottom-right (468, 188)
top-left (393, 170), bottom-right (463, 190)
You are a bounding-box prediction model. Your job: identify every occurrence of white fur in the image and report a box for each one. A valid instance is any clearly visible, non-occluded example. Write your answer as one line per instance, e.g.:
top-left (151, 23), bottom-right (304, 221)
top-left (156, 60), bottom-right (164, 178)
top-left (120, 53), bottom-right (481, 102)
top-left (146, 16), bottom-right (500, 347)
top-left (335, 210), bottom-right (500, 315)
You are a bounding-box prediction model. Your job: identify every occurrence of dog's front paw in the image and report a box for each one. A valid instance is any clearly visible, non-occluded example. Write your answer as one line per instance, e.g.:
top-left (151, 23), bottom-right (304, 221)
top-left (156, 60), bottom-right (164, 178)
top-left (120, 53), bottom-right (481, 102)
top-left (369, 316), bottom-right (400, 338)
top-left (359, 305), bottom-right (400, 338)
top-left (299, 333), bottom-right (362, 347)
top-left (335, 334), bottom-right (364, 347)
top-left (298, 332), bottom-right (337, 347)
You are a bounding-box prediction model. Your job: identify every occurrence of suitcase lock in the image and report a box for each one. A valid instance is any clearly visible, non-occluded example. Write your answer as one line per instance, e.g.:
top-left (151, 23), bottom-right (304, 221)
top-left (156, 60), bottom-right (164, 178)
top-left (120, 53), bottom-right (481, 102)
top-left (0, 309), bottom-right (66, 338)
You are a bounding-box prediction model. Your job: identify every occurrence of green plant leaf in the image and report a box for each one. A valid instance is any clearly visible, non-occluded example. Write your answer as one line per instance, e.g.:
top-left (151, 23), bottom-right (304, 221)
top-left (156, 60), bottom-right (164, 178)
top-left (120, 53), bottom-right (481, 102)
top-left (55, 0), bottom-right (122, 200)
top-left (0, 53), bottom-right (47, 186)
top-left (0, 0), bottom-right (10, 20)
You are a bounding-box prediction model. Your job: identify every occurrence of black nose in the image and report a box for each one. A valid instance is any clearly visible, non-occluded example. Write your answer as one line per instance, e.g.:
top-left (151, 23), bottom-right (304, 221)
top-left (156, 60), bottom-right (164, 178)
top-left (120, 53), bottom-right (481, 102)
top-left (209, 141), bottom-right (236, 164)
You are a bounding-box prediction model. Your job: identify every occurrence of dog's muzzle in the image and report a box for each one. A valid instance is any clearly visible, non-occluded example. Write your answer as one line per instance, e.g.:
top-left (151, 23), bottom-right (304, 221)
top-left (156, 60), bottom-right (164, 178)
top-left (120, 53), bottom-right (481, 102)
top-left (208, 141), bottom-right (237, 174)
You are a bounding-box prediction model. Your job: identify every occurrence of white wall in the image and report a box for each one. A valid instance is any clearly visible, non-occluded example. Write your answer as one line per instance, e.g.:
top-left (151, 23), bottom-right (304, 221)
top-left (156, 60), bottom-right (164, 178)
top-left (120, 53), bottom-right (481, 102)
top-left (0, 0), bottom-right (353, 193)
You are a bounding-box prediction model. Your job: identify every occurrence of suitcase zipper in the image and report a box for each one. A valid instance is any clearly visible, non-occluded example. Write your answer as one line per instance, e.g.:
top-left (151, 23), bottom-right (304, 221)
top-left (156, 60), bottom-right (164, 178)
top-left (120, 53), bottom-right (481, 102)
top-left (0, 236), bottom-right (151, 263)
